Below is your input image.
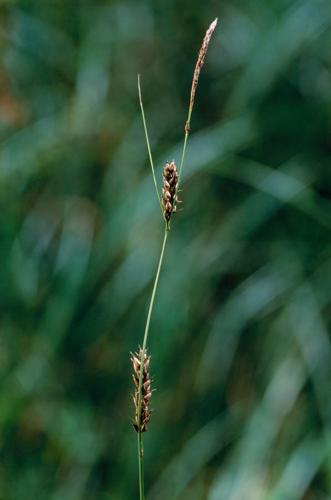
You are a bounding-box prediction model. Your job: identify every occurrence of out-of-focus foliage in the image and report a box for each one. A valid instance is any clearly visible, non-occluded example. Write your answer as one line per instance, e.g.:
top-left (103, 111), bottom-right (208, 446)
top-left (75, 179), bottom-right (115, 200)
top-left (1, 0), bottom-right (331, 498)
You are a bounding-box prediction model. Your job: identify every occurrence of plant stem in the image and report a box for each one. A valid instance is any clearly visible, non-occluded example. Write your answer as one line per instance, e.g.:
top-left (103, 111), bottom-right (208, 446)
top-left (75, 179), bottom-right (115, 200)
top-left (135, 19), bottom-right (217, 498)
top-left (177, 106), bottom-right (192, 193)
top-left (136, 99), bottom-right (191, 500)
top-left (138, 431), bottom-right (144, 500)
top-left (138, 75), bottom-right (163, 213)
top-left (137, 227), bottom-right (169, 499)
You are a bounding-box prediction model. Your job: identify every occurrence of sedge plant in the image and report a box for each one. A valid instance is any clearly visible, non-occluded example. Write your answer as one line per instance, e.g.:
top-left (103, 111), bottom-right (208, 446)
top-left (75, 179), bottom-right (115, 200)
top-left (131, 18), bottom-right (218, 500)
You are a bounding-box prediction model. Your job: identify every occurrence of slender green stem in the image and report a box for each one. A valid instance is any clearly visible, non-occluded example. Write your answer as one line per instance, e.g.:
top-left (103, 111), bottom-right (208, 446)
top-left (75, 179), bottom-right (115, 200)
top-left (138, 432), bottom-right (144, 500)
top-left (142, 228), bottom-right (168, 353)
top-left (138, 75), bottom-right (163, 213)
top-left (177, 106), bottom-right (192, 193)
top-left (137, 227), bottom-right (169, 500)
top-left (178, 130), bottom-right (188, 187)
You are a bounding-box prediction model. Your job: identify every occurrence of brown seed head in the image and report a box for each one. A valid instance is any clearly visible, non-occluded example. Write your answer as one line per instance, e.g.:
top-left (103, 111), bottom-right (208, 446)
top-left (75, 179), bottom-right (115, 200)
top-left (162, 160), bottom-right (178, 223)
top-left (187, 18), bottom-right (218, 133)
top-left (131, 348), bottom-right (152, 433)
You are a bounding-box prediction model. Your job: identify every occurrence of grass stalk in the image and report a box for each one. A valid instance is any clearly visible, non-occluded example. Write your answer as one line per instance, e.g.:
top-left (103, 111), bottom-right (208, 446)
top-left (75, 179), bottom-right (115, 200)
top-left (133, 18), bottom-right (217, 499)
top-left (137, 431), bottom-right (144, 499)
top-left (137, 227), bottom-right (168, 500)
top-left (178, 107), bottom-right (191, 189)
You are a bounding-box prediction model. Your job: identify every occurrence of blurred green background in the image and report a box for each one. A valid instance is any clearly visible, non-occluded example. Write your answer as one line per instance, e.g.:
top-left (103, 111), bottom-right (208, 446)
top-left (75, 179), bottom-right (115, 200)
top-left (1, 0), bottom-right (331, 498)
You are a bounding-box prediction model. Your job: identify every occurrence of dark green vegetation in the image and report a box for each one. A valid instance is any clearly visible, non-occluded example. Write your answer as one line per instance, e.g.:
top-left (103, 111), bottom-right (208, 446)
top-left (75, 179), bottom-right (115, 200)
top-left (1, 0), bottom-right (331, 498)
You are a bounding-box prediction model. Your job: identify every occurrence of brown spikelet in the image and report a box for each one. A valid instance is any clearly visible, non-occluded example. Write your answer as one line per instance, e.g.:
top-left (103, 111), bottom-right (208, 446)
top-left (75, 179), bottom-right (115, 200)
top-left (162, 160), bottom-right (178, 223)
top-left (131, 348), bottom-right (152, 433)
top-left (186, 18), bottom-right (218, 134)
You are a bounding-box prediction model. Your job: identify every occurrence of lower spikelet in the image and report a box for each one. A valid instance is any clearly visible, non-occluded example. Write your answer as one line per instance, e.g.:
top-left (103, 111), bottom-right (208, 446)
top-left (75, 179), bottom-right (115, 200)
top-left (131, 348), bottom-right (152, 433)
top-left (162, 160), bottom-right (178, 223)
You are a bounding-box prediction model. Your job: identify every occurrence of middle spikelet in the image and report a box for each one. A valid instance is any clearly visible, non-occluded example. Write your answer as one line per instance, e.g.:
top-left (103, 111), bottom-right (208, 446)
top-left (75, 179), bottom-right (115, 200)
top-left (131, 348), bottom-right (152, 433)
top-left (162, 161), bottom-right (178, 223)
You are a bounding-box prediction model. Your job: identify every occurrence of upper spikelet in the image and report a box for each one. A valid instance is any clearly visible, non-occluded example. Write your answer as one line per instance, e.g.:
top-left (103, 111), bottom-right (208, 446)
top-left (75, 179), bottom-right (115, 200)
top-left (131, 348), bottom-right (152, 433)
top-left (162, 160), bottom-right (178, 223)
top-left (186, 18), bottom-right (218, 133)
